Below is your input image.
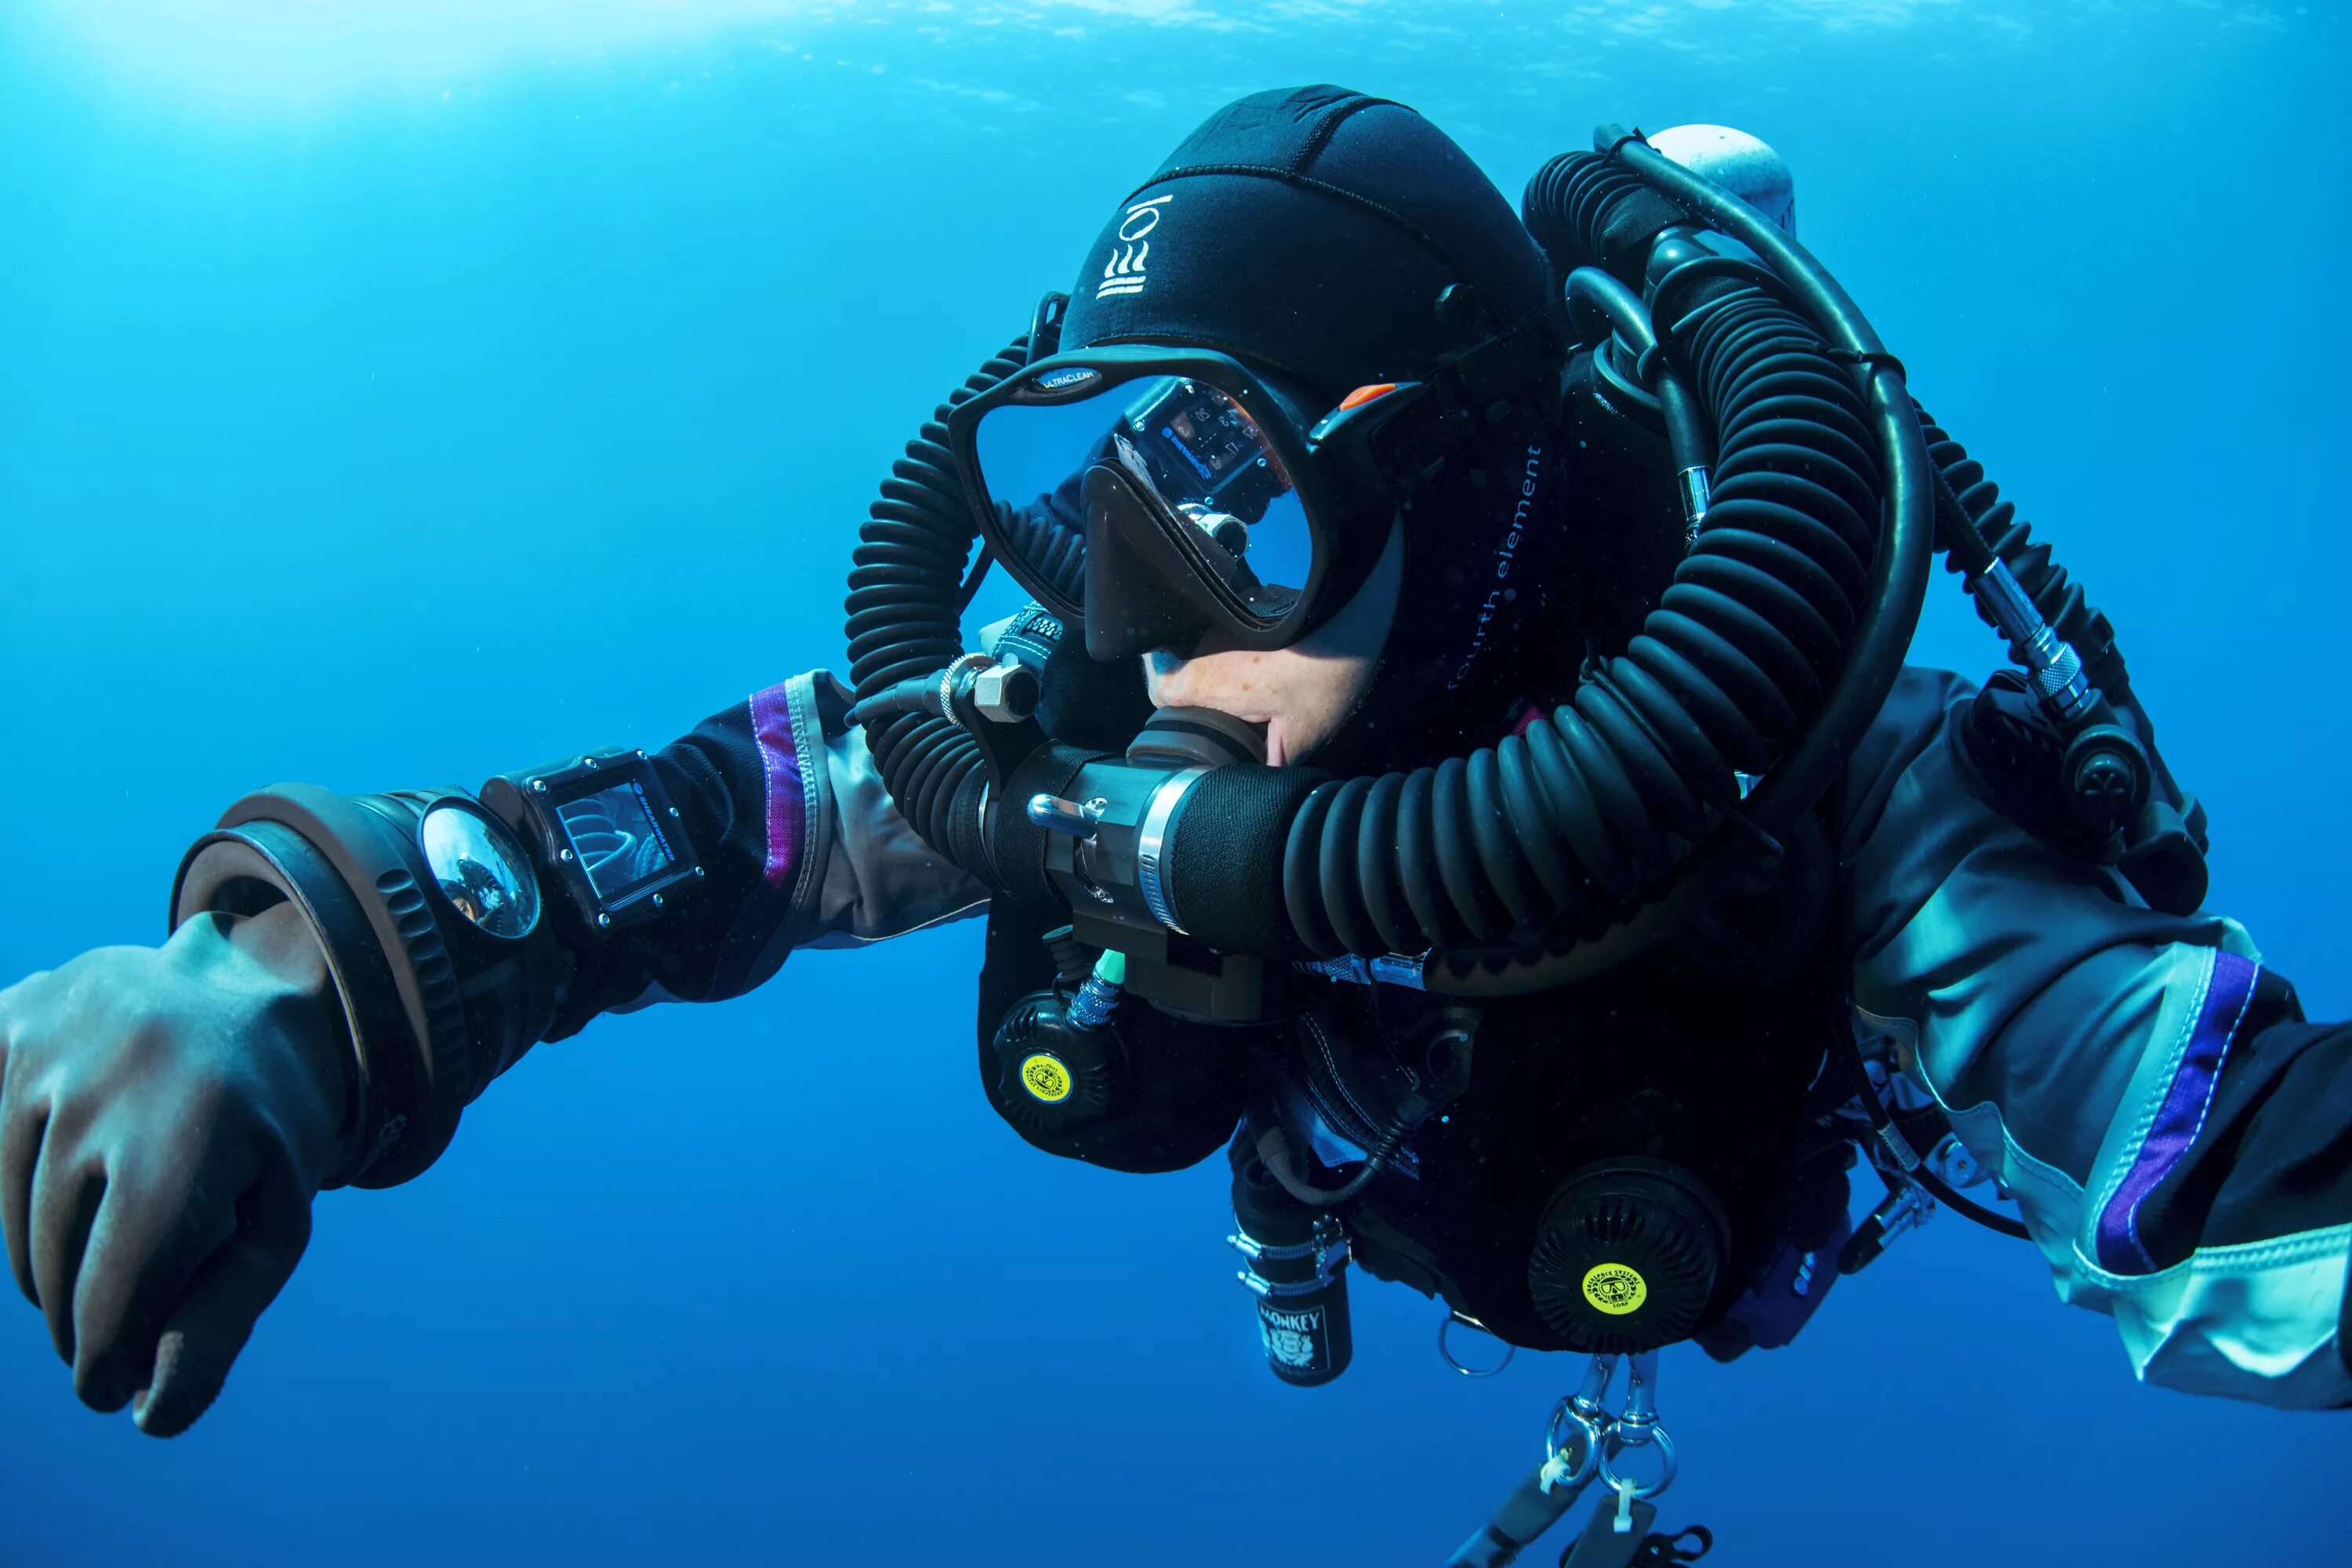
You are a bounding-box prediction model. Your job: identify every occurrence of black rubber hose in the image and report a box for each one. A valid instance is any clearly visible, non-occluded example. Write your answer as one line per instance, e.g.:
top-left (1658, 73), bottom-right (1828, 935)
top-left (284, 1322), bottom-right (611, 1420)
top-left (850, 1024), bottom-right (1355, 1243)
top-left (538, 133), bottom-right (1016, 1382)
top-left (1914, 407), bottom-right (2128, 702)
top-left (1271, 138), bottom-right (1936, 995)
top-left (845, 336), bottom-right (1036, 858)
top-left (1914, 1163), bottom-right (2034, 1241)
top-left (1837, 1021), bottom-right (2034, 1243)
top-left (1914, 404), bottom-right (2201, 913)
top-left (1468, 135), bottom-right (1937, 986)
top-left (1566, 267), bottom-right (1711, 478)
top-left (1523, 147), bottom-right (1690, 292)
top-left (848, 134), bottom-right (1940, 995)
top-left (1283, 270), bottom-right (1878, 963)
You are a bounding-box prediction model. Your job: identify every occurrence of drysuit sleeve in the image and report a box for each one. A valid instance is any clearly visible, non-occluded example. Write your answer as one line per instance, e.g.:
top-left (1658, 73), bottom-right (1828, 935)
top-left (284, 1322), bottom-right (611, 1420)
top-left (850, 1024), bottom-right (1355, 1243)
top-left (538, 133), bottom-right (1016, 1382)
top-left (1840, 666), bottom-right (2352, 1409)
top-left (543, 669), bottom-right (991, 1036)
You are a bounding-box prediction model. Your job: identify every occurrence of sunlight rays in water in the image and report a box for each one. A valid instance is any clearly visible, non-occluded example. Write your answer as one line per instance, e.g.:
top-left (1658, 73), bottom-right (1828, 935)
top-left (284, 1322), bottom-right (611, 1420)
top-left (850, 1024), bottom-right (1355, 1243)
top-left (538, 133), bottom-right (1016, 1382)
top-left (21, 0), bottom-right (2292, 114)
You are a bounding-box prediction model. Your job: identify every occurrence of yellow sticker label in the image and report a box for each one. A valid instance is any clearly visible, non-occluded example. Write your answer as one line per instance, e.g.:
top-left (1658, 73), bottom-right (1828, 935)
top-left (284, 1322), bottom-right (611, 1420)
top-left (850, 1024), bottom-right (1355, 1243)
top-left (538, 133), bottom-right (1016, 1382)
top-left (1019, 1053), bottom-right (1073, 1104)
top-left (1581, 1262), bottom-right (1648, 1316)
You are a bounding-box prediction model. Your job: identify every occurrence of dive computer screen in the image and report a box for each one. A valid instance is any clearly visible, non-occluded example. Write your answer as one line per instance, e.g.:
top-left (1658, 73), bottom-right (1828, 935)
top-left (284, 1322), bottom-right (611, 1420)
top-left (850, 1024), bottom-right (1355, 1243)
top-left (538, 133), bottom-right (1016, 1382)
top-left (483, 746), bottom-right (700, 938)
top-left (554, 780), bottom-right (679, 906)
top-left (1122, 377), bottom-right (1286, 522)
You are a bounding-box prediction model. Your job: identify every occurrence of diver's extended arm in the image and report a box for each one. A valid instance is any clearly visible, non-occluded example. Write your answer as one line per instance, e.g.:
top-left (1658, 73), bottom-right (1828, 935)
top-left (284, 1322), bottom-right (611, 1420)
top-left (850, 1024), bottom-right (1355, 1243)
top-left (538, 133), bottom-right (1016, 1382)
top-left (0, 664), bottom-right (988, 1437)
top-left (1841, 667), bottom-right (2351, 1408)
top-left (539, 669), bottom-right (989, 1038)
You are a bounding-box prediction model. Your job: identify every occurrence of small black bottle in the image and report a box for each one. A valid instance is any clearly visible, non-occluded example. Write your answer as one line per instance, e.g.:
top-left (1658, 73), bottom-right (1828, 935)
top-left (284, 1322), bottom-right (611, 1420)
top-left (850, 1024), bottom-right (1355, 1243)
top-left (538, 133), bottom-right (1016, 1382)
top-left (1229, 1149), bottom-right (1353, 1387)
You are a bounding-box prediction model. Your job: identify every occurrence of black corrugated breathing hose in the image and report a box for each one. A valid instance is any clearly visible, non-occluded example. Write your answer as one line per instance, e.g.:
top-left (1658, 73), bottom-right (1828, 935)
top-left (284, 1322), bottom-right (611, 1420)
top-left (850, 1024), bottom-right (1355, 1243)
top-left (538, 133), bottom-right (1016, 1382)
top-left (844, 335), bottom-right (1036, 858)
top-left (1278, 133), bottom-right (1936, 994)
top-left (840, 128), bottom-right (1942, 994)
top-left (1285, 267), bottom-right (1878, 958)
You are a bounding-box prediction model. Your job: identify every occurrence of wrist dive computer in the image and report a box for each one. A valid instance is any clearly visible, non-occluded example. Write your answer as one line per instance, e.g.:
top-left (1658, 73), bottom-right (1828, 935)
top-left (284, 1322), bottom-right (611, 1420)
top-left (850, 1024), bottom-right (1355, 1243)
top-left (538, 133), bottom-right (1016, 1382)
top-left (168, 747), bottom-right (699, 1188)
top-left (478, 748), bottom-right (702, 937)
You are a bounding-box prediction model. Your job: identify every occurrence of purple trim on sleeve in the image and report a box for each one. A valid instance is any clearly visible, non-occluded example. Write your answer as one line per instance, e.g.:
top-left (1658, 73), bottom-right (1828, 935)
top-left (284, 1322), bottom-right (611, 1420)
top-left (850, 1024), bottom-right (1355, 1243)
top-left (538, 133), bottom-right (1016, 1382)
top-left (750, 682), bottom-right (806, 891)
top-left (706, 682), bottom-right (807, 999)
top-left (2094, 950), bottom-right (2260, 1275)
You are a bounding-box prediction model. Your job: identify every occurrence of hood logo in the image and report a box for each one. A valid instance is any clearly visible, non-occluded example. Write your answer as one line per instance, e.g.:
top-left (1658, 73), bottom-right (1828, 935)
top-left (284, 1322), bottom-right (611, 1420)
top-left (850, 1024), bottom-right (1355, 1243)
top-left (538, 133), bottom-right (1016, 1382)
top-left (1097, 194), bottom-right (1169, 301)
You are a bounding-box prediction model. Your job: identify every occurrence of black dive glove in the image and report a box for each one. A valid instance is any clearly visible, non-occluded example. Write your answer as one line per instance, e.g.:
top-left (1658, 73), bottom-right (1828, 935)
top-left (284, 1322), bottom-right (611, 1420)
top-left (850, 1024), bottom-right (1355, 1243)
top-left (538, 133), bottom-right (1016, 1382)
top-left (0, 704), bottom-right (778, 1438)
top-left (0, 902), bottom-right (353, 1436)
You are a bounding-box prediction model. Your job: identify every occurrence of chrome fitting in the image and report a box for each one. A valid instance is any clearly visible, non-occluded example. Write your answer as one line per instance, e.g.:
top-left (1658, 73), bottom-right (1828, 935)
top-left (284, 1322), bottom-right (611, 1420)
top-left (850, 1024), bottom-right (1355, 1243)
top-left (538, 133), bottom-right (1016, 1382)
top-left (1975, 561), bottom-right (2094, 720)
top-left (1026, 793), bottom-right (1104, 839)
top-left (971, 654), bottom-right (1038, 724)
top-left (1675, 465), bottom-right (1711, 538)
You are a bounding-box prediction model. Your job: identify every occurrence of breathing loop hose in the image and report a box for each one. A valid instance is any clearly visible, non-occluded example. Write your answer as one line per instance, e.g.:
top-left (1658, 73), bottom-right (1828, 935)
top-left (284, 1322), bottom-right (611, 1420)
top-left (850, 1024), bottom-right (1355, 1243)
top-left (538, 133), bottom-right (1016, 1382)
top-left (1277, 133), bottom-right (1936, 993)
top-left (1282, 262), bottom-right (1893, 969)
top-left (842, 127), bottom-right (1944, 998)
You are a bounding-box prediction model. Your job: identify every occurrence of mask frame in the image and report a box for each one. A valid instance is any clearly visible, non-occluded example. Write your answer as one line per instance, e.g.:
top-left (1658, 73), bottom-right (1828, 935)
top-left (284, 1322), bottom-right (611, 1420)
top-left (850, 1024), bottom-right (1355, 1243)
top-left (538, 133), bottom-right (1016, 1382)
top-left (947, 343), bottom-right (1450, 657)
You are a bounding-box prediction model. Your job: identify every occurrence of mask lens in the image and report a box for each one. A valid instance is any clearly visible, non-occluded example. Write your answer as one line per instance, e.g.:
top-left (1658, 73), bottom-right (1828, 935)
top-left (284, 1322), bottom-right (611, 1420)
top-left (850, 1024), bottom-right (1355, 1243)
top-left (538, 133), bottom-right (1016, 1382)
top-left (971, 385), bottom-right (1114, 608)
top-left (972, 372), bottom-right (1312, 624)
top-left (1214, 488), bottom-right (1312, 615)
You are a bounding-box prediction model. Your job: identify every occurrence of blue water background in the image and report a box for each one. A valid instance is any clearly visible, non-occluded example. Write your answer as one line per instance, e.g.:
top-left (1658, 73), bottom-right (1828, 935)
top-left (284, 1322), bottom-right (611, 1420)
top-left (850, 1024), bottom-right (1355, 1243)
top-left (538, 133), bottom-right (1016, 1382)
top-left (2, 2), bottom-right (2347, 1562)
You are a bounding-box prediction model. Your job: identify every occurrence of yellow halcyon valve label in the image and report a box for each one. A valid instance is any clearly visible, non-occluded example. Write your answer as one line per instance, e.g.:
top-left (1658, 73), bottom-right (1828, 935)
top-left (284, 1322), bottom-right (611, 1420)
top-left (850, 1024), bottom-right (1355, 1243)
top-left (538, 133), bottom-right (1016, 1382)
top-left (1581, 1262), bottom-right (1648, 1316)
top-left (1019, 1053), bottom-right (1073, 1104)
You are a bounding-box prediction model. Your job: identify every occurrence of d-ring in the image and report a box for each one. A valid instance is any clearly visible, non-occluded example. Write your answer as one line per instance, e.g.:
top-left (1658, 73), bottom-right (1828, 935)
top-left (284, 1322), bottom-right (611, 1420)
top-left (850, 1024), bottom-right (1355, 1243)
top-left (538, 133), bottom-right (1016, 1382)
top-left (1596, 1423), bottom-right (1679, 1500)
top-left (1543, 1399), bottom-right (1606, 1491)
top-left (1439, 1312), bottom-right (1516, 1377)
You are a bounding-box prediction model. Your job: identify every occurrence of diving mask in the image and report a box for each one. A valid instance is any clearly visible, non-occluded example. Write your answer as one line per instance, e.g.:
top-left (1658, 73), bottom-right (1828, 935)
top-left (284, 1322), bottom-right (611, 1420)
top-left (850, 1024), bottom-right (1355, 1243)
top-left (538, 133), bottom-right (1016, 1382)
top-left (946, 342), bottom-right (1472, 659)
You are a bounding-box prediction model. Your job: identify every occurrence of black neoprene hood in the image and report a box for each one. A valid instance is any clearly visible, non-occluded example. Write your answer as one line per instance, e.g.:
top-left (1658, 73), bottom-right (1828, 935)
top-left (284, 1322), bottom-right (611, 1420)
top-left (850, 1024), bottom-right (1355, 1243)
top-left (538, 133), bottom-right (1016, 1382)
top-left (1058, 85), bottom-right (1555, 405)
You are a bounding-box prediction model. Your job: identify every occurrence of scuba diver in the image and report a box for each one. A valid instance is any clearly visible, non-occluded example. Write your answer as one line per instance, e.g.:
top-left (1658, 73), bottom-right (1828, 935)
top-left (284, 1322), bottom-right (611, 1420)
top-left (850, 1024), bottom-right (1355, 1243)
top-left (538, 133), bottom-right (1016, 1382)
top-left (2, 86), bottom-right (2347, 1563)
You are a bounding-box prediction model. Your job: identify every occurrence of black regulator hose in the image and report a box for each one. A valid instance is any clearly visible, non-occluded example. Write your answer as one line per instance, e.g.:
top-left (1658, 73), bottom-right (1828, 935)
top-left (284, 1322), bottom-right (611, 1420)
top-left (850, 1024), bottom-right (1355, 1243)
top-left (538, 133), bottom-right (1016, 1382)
top-left (1565, 267), bottom-right (1712, 484)
top-left (1269, 130), bottom-right (1935, 993)
top-left (1916, 409), bottom-right (2125, 702)
top-left (844, 335), bottom-right (1037, 859)
top-left (1917, 403), bottom-right (2204, 912)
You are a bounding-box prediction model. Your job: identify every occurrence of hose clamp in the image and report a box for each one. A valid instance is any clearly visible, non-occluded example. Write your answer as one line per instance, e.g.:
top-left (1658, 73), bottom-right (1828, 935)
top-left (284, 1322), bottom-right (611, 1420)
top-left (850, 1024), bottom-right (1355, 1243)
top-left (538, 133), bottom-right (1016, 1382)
top-left (1236, 1265), bottom-right (1349, 1301)
top-left (1227, 1216), bottom-right (1348, 1266)
top-left (1230, 1216), bottom-right (1351, 1298)
top-left (1136, 766), bottom-right (1208, 933)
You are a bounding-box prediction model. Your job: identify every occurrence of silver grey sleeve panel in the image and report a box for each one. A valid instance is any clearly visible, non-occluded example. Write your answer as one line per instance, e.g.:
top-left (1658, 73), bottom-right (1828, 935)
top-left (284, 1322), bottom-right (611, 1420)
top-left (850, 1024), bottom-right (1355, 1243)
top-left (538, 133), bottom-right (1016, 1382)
top-left (1842, 667), bottom-right (2350, 1408)
top-left (791, 670), bottom-right (993, 951)
top-left (786, 615), bottom-right (1025, 947)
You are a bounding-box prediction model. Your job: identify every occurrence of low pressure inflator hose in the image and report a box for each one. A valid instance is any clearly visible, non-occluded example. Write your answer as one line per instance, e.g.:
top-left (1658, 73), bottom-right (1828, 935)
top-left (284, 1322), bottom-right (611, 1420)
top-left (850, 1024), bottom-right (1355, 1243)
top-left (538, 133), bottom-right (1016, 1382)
top-left (845, 336), bottom-right (1040, 861)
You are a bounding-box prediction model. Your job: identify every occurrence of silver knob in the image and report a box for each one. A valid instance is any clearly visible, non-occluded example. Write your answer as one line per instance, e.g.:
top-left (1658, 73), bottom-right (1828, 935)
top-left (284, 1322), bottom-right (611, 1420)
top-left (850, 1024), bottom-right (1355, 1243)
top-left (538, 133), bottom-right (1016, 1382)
top-left (1026, 794), bottom-right (1102, 838)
